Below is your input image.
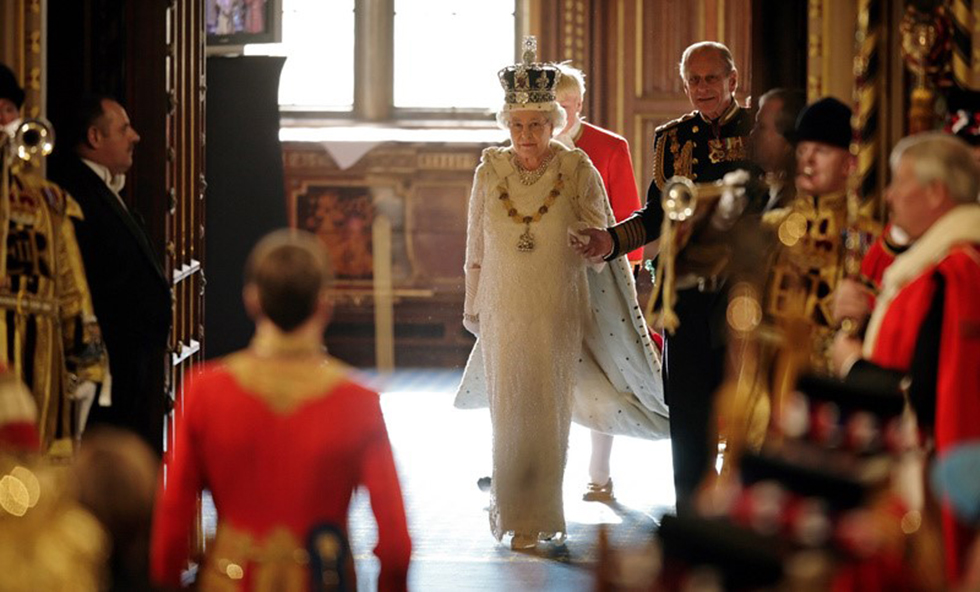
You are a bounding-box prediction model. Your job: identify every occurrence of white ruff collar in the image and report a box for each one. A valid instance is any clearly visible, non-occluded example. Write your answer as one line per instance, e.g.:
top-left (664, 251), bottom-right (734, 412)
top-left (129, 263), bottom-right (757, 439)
top-left (864, 204), bottom-right (980, 356)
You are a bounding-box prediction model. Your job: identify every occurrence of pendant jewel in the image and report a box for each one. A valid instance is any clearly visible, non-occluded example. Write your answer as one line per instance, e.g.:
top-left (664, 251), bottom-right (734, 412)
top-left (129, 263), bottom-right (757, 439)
top-left (517, 224), bottom-right (535, 251)
top-left (497, 170), bottom-right (564, 253)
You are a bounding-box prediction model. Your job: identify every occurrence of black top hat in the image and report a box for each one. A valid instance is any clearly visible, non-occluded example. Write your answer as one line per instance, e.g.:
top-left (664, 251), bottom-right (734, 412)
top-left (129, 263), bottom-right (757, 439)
top-left (795, 97), bottom-right (852, 149)
top-left (0, 63), bottom-right (25, 109)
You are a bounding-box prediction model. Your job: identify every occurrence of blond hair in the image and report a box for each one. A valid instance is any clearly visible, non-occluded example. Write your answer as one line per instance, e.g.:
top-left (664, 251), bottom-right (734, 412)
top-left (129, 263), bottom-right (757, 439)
top-left (555, 62), bottom-right (586, 98)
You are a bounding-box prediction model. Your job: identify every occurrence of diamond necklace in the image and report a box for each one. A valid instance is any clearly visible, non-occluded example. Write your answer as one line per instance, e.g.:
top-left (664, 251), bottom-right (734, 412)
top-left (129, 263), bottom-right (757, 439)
top-left (512, 148), bottom-right (556, 186)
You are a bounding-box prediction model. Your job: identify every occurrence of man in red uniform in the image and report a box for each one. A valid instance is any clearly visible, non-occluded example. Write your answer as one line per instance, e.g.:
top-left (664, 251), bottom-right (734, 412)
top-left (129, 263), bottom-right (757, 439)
top-left (555, 63), bottom-right (643, 266)
top-left (831, 132), bottom-right (980, 585)
top-left (555, 62), bottom-right (645, 502)
top-left (151, 229), bottom-right (411, 591)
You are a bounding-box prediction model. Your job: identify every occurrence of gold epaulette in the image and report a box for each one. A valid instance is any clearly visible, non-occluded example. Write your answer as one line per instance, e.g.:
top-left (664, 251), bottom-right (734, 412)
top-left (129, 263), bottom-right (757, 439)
top-left (610, 216), bottom-right (647, 257)
top-left (652, 112), bottom-right (697, 191)
top-left (654, 111), bottom-right (697, 135)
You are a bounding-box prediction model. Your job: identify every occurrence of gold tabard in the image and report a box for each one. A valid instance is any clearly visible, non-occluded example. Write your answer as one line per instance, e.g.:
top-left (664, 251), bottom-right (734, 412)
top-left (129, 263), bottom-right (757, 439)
top-left (1, 168), bottom-right (108, 455)
top-left (764, 191), bottom-right (848, 371)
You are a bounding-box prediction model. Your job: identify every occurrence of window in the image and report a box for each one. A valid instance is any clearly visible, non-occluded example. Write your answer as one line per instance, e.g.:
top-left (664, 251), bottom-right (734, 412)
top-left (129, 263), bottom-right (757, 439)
top-left (245, 0), bottom-right (520, 122)
top-left (245, 0), bottom-right (355, 110)
top-left (393, 0), bottom-right (515, 110)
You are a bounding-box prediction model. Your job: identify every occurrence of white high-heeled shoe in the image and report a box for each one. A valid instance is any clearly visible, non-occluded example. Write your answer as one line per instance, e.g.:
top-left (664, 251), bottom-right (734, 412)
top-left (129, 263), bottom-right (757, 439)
top-left (582, 478), bottom-right (615, 502)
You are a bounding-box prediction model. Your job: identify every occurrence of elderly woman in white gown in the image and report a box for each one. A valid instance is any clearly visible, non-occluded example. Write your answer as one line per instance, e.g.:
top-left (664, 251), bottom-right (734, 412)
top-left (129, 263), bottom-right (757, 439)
top-left (456, 38), bottom-right (670, 551)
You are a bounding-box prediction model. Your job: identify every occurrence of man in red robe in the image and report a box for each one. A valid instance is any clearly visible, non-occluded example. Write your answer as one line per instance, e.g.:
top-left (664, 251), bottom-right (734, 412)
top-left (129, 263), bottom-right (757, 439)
top-left (832, 132), bottom-right (980, 585)
top-left (555, 62), bottom-right (645, 501)
top-left (151, 230), bottom-right (411, 591)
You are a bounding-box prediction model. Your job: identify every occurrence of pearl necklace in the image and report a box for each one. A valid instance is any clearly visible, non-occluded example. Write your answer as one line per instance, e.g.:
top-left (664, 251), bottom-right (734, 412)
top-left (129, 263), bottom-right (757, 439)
top-left (512, 148), bottom-right (556, 186)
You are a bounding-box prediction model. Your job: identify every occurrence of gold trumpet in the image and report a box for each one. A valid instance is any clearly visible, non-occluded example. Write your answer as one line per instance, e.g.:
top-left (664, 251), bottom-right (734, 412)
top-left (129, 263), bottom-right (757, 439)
top-left (1, 118), bottom-right (56, 280)
top-left (660, 175), bottom-right (731, 222)
top-left (649, 171), bottom-right (759, 334)
top-left (10, 118), bottom-right (56, 163)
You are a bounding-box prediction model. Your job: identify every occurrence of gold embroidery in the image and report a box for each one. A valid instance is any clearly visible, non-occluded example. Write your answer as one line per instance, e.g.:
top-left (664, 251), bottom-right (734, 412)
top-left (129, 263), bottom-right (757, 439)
top-left (765, 192), bottom-right (848, 371)
top-left (717, 100), bottom-right (741, 126)
top-left (653, 113), bottom-right (696, 191)
top-left (3, 170), bottom-right (108, 453)
top-left (673, 137), bottom-right (694, 180)
top-left (653, 131), bottom-right (669, 191)
top-left (612, 217), bottom-right (648, 256)
top-left (201, 524), bottom-right (309, 592)
top-left (223, 350), bottom-right (351, 415)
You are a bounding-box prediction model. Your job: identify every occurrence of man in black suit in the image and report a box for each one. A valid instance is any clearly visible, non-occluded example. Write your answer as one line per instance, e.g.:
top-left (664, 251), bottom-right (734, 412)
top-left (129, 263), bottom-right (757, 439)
top-left (750, 88), bottom-right (805, 212)
top-left (51, 95), bottom-right (171, 455)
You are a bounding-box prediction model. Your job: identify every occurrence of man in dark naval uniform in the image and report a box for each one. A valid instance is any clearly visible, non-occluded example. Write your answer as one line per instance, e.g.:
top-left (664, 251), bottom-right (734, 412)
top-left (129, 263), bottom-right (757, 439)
top-left (576, 41), bottom-right (757, 510)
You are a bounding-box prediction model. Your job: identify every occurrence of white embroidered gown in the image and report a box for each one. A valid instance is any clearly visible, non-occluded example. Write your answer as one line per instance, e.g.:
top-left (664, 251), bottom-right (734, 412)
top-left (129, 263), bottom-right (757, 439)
top-left (464, 142), bottom-right (609, 539)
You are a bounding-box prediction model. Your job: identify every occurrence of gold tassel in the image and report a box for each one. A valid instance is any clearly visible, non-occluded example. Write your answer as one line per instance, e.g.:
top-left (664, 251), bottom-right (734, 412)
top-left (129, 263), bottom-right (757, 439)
top-left (645, 214), bottom-right (680, 334)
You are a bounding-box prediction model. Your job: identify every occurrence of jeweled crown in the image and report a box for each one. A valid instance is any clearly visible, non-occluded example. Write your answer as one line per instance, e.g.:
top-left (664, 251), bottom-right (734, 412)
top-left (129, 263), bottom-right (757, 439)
top-left (498, 36), bottom-right (561, 108)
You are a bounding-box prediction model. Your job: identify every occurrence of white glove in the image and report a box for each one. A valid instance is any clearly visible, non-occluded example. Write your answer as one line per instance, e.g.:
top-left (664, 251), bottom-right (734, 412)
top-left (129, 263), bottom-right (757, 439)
top-left (710, 169), bottom-right (751, 231)
top-left (73, 381), bottom-right (99, 435)
top-left (1, 118), bottom-right (23, 139)
top-left (568, 223), bottom-right (608, 271)
top-left (463, 266), bottom-right (481, 336)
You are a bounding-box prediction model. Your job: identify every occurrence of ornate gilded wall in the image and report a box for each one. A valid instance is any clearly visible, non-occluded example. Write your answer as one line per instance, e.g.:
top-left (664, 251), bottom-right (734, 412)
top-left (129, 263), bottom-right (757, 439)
top-left (0, 0), bottom-right (43, 119)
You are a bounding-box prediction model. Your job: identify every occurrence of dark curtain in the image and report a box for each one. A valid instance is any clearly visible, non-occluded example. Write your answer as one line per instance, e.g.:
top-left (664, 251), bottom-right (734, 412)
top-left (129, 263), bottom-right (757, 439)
top-left (751, 0), bottom-right (808, 102)
top-left (204, 56), bottom-right (288, 358)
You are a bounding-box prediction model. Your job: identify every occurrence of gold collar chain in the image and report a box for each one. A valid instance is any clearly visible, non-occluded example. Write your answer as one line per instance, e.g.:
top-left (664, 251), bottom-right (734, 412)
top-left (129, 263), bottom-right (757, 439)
top-left (497, 171), bottom-right (564, 252)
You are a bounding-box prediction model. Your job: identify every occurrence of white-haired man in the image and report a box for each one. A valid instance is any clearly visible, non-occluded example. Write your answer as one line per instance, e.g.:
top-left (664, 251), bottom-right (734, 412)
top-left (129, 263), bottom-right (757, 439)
top-left (575, 41), bottom-right (757, 510)
top-left (832, 132), bottom-right (980, 586)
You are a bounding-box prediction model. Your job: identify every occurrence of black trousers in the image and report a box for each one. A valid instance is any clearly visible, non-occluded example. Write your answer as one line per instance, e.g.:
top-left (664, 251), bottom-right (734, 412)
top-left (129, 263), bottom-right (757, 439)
top-left (84, 343), bottom-right (167, 456)
top-left (664, 287), bottom-right (727, 511)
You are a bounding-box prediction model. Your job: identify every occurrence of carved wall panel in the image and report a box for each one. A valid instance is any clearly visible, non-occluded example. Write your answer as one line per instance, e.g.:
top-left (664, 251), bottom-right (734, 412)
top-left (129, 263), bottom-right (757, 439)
top-left (406, 181), bottom-right (471, 284)
top-left (586, 0), bottom-right (753, 204)
top-left (283, 142), bottom-right (485, 367)
top-left (805, 0), bottom-right (857, 103)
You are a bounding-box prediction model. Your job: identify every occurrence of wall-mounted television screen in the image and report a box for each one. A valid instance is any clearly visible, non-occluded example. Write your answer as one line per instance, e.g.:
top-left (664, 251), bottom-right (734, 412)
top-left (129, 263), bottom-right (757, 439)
top-left (206, 0), bottom-right (282, 47)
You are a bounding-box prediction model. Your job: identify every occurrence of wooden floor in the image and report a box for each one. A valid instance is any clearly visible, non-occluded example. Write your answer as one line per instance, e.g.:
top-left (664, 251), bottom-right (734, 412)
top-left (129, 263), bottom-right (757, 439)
top-left (345, 369), bottom-right (677, 591)
top-left (202, 368), bottom-right (676, 590)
